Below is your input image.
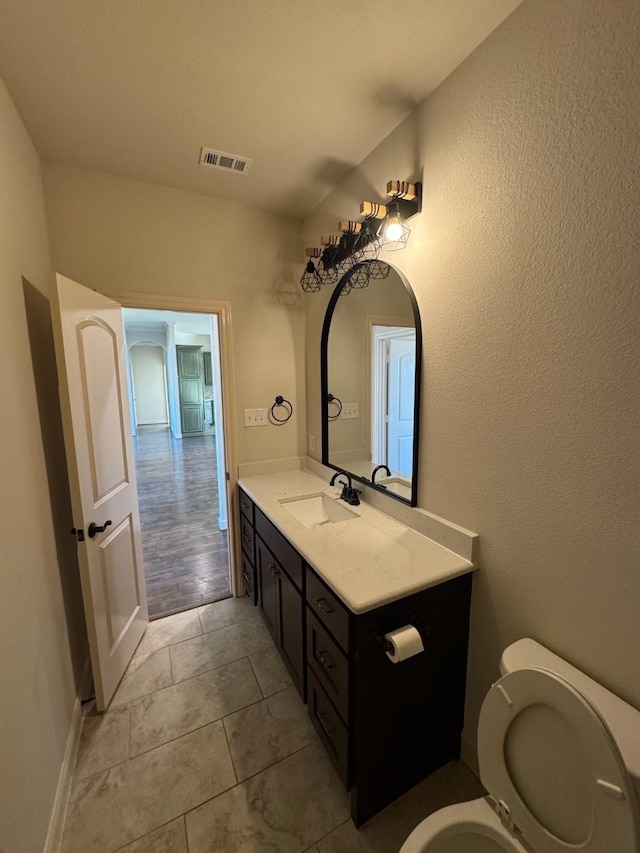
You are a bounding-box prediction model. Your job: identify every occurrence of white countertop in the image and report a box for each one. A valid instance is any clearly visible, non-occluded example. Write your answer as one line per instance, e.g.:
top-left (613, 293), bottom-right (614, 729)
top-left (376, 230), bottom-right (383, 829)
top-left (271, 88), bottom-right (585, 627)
top-left (238, 470), bottom-right (475, 614)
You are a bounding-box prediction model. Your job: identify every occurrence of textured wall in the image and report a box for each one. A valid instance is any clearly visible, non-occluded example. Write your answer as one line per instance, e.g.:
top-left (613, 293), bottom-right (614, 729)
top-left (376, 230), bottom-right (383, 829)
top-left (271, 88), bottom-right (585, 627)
top-left (0, 76), bottom-right (78, 853)
top-left (305, 0), bottom-right (640, 756)
top-left (44, 163), bottom-right (306, 466)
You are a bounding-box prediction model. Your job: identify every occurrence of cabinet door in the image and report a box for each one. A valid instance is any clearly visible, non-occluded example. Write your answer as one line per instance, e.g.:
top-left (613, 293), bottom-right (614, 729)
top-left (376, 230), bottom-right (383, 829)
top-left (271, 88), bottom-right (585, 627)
top-left (278, 567), bottom-right (304, 697)
top-left (257, 537), bottom-right (278, 641)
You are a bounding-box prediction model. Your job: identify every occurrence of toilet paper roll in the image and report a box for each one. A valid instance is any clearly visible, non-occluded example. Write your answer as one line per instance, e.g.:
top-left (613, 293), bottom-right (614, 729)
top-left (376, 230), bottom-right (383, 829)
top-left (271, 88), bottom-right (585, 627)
top-left (384, 625), bottom-right (424, 663)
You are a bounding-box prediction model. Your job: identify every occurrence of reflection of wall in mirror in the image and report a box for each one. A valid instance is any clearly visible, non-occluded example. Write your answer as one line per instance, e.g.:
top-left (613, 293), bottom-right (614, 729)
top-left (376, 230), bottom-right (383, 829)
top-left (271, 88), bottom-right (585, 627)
top-left (327, 270), bottom-right (414, 470)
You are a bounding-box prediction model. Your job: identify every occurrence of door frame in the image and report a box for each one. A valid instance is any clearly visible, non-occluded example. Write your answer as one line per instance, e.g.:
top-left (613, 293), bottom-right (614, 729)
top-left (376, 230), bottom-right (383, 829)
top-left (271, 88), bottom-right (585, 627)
top-left (104, 289), bottom-right (241, 597)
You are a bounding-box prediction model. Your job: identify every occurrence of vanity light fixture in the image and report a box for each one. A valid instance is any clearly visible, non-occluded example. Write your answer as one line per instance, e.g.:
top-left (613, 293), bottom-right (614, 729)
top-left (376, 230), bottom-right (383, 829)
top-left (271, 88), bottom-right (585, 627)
top-left (319, 236), bottom-right (341, 284)
top-left (364, 258), bottom-right (391, 279)
top-left (348, 218), bottom-right (381, 264)
top-left (360, 180), bottom-right (422, 252)
top-left (300, 259), bottom-right (323, 292)
top-left (347, 263), bottom-right (371, 290)
top-left (300, 180), bottom-right (419, 293)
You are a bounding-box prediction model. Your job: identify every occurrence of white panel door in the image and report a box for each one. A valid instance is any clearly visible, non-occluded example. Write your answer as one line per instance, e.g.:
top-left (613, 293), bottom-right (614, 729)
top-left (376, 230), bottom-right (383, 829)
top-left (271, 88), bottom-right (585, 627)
top-left (52, 274), bottom-right (148, 710)
top-left (387, 337), bottom-right (416, 477)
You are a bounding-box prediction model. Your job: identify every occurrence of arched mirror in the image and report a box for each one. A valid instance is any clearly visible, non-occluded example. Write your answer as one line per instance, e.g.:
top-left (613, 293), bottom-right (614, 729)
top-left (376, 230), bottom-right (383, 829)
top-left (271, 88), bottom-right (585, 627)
top-left (321, 263), bottom-right (421, 505)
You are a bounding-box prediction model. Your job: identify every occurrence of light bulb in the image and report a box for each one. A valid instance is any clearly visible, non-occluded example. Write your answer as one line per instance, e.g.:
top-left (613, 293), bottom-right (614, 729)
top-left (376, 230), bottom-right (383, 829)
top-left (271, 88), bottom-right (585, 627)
top-left (384, 216), bottom-right (404, 242)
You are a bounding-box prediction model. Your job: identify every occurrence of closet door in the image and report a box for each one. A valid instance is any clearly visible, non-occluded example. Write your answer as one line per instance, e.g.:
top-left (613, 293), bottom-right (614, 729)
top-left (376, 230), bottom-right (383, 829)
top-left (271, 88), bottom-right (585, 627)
top-left (176, 345), bottom-right (204, 435)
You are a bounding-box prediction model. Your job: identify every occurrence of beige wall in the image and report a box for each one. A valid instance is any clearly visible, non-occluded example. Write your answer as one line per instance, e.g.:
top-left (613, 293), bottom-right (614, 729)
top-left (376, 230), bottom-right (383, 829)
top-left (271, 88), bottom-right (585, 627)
top-left (305, 0), bottom-right (640, 758)
top-left (43, 163), bottom-right (306, 466)
top-left (0, 76), bottom-right (79, 853)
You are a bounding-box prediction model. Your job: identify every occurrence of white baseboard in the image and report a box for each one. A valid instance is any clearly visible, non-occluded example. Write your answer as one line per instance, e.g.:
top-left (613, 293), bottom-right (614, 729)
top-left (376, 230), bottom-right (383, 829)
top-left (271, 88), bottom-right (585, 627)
top-left (43, 695), bottom-right (83, 853)
top-left (44, 660), bottom-right (91, 853)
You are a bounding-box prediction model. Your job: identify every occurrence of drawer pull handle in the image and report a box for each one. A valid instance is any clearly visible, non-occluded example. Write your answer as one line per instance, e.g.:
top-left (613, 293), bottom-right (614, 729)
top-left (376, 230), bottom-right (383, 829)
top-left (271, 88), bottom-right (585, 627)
top-left (270, 564), bottom-right (279, 576)
top-left (243, 534), bottom-right (252, 544)
top-left (317, 709), bottom-right (335, 738)
top-left (316, 597), bottom-right (334, 616)
top-left (315, 649), bottom-right (335, 671)
top-left (241, 501), bottom-right (249, 510)
top-left (242, 572), bottom-right (250, 585)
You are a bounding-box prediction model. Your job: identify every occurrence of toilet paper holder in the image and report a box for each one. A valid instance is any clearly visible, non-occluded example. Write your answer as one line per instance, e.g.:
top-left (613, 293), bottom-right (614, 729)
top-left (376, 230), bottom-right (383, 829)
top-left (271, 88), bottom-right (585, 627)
top-left (374, 617), bottom-right (431, 654)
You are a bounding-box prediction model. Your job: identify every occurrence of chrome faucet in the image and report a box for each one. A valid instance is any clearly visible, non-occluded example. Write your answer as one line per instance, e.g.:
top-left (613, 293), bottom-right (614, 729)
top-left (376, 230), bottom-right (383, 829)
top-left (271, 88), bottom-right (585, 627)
top-left (371, 464), bottom-right (391, 485)
top-left (329, 470), bottom-right (360, 506)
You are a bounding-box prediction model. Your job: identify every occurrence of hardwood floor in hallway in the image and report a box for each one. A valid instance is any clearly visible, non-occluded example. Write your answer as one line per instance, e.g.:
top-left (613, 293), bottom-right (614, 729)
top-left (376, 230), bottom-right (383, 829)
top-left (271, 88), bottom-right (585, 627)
top-left (133, 426), bottom-right (230, 619)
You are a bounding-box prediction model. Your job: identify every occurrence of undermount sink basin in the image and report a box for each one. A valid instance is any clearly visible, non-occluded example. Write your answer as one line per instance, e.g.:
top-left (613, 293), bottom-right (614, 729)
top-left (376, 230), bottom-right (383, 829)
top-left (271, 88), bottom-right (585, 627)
top-left (278, 492), bottom-right (358, 528)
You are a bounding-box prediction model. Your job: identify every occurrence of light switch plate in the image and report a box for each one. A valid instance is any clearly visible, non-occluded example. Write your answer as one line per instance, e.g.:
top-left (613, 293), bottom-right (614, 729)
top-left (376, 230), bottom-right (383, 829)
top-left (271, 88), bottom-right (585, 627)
top-left (341, 402), bottom-right (359, 419)
top-left (244, 408), bottom-right (268, 427)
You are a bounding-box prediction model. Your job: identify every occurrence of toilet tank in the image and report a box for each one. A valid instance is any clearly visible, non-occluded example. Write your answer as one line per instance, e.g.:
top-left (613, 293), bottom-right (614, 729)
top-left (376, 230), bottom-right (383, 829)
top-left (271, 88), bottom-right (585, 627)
top-left (500, 638), bottom-right (640, 803)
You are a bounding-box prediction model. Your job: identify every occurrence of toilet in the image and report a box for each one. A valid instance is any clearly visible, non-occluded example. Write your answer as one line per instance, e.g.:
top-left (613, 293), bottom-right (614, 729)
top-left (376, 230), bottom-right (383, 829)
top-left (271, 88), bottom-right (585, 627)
top-left (400, 638), bottom-right (640, 853)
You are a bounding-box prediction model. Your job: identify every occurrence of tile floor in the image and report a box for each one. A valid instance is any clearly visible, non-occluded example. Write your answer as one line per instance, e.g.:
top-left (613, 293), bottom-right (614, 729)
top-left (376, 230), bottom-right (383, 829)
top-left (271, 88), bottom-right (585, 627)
top-left (62, 597), bottom-right (483, 852)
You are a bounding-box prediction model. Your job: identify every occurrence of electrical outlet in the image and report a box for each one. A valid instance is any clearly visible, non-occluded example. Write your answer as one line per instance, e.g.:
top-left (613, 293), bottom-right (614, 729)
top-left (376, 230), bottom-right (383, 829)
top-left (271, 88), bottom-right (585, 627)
top-left (309, 434), bottom-right (316, 451)
top-left (341, 402), bottom-right (359, 419)
top-left (244, 408), bottom-right (268, 427)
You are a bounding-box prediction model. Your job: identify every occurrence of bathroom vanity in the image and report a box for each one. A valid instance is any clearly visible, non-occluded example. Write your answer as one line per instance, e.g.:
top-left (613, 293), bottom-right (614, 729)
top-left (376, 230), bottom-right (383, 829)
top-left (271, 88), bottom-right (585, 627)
top-left (238, 471), bottom-right (475, 825)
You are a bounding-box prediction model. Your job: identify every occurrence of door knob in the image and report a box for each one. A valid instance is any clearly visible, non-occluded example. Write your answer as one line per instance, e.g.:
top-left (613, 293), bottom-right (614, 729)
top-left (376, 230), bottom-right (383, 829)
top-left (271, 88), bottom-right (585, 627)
top-left (88, 520), bottom-right (112, 538)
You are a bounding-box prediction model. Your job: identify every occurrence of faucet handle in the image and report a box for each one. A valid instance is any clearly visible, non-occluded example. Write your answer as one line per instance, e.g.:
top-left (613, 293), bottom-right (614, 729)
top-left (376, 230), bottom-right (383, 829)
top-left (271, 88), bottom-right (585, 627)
top-left (345, 487), bottom-right (361, 506)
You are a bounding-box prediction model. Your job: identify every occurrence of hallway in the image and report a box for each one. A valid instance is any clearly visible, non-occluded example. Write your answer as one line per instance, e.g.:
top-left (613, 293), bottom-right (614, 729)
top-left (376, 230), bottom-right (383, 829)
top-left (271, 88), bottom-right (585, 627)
top-left (133, 426), bottom-right (230, 619)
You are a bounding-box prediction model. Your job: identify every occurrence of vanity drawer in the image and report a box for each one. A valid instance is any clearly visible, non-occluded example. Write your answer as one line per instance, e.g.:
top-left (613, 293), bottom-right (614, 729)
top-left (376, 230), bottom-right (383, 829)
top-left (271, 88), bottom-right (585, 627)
top-left (242, 552), bottom-right (256, 605)
top-left (255, 507), bottom-right (303, 591)
top-left (240, 515), bottom-right (255, 564)
top-left (307, 611), bottom-right (349, 724)
top-left (238, 488), bottom-right (254, 524)
top-left (306, 569), bottom-right (349, 652)
top-left (308, 668), bottom-right (349, 787)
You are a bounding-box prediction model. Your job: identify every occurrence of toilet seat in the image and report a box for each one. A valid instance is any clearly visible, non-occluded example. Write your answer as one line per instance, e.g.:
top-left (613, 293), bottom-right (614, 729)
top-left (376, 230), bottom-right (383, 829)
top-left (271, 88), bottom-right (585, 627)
top-left (399, 797), bottom-right (528, 852)
top-left (478, 667), bottom-right (638, 853)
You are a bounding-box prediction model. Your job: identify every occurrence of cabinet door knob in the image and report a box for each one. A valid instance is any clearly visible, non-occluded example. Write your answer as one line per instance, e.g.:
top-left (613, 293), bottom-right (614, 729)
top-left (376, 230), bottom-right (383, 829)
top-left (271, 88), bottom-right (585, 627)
top-left (316, 597), bottom-right (334, 616)
top-left (316, 709), bottom-right (335, 737)
top-left (315, 649), bottom-right (335, 671)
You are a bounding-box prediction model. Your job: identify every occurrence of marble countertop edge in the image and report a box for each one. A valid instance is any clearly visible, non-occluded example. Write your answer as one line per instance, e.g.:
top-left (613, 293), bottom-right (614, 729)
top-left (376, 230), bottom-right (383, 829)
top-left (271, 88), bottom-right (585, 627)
top-left (237, 470), bottom-right (475, 614)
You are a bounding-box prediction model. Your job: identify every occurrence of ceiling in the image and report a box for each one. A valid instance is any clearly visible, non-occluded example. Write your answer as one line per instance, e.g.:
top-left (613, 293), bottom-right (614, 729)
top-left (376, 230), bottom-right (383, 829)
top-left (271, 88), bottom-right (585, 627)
top-left (0, 0), bottom-right (522, 218)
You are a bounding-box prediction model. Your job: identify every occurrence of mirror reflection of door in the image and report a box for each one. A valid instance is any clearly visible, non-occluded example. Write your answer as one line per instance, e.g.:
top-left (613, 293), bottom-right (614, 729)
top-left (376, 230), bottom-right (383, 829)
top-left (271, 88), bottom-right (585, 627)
top-left (387, 334), bottom-right (416, 475)
top-left (371, 326), bottom-right (416, 477)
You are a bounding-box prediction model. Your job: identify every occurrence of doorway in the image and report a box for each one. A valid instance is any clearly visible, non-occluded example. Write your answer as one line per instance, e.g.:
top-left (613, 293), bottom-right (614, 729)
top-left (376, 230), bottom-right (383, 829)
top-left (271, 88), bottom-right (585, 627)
top-left (122, 307), bottom-right (231, 619)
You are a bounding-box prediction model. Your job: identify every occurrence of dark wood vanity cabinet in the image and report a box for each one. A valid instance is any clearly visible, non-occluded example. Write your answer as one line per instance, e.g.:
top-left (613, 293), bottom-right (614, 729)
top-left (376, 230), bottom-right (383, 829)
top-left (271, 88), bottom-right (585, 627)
top-left (239, 490), bottom-right (257, 604)
top-left (237, 486), bottom-right (473, 826)
top-left (239, 488), bottom-right (305, 697)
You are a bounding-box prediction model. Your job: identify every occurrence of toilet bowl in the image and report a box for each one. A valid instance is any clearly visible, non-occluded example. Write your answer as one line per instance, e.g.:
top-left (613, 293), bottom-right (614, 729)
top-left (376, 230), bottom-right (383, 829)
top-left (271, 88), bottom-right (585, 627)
top-left (400, 639), bottom-right (640, 853)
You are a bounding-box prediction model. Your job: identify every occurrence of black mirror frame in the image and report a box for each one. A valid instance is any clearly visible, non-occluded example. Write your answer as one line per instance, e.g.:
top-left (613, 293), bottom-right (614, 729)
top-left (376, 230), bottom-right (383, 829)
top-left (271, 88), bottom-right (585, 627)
top-left (320, 261), bottom-right (422, 507)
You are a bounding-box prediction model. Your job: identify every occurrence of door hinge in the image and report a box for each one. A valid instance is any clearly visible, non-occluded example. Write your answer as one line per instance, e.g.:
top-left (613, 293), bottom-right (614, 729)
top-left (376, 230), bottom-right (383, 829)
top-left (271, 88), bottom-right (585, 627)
top-left (226, 471), bottom-right (230, 481)
top-left (70, 527), bottom-right (85, 542)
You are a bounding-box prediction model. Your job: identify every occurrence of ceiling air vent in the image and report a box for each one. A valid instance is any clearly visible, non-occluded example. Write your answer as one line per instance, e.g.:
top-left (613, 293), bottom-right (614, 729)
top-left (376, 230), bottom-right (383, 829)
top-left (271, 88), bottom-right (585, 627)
top-left (199, 147), bottom-right (253, 175)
